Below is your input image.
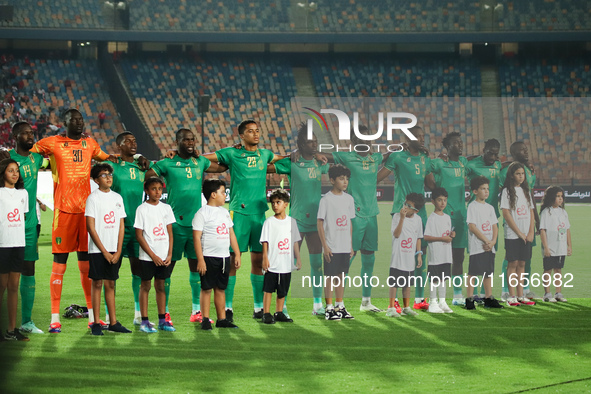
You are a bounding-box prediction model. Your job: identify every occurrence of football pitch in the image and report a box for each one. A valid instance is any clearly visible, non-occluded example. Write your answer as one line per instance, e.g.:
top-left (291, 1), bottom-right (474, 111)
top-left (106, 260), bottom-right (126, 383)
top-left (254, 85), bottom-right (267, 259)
top-left (1, 203), bottom-right (590, 393)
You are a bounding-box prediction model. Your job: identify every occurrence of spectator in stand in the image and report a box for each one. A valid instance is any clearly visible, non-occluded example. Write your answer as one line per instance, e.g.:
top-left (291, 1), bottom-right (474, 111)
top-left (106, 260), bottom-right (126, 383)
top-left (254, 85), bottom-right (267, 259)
top-left (98, 111), bottom-right (106, 129)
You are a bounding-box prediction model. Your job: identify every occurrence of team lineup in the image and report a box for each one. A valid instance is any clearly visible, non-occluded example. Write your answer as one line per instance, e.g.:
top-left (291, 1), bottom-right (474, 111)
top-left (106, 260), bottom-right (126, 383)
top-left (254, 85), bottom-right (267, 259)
top-left (0, 110), bottom-right (573, 339)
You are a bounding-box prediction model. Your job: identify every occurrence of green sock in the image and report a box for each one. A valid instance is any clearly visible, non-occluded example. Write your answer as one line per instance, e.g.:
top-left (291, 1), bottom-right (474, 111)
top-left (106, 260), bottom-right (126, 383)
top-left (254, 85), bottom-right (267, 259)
top-left (104, 287), bottom-right (109, 317)
top-left (523, 259), bottom-right (532, 293)
top-left (225, 275), bottom-right (236, 309)
top-left (502, 259), bottom-right (509, 293)
top-left (310, 253), bottom-right (323, 303)
top-left (132, 274), bottom-right (141, 312)
top-left (164, 277), bottom-right (171, 313)
top-left (452, 275), bottom-right (463, 297)
top-left (189, 271), bottom-right (201, 312)
top-left (251, 273), bottom-right (264, 310)
top-left (20, 275), bottom-right (35, 324)
top-left (414, 255), bottom-right (427, 299)
top-left (360, 253), bottom-right (375, 298)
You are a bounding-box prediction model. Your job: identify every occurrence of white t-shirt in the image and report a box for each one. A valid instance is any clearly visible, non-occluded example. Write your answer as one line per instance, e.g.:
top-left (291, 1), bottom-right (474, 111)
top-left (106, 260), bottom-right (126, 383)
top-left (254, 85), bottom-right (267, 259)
top-left (317, 191), bottom-right (355, 254)
top-left (192, 205), bottom-right (233, 258)
top-left (390, 213), bottom-right (423, 271)
top-left (260, 216), bottom-right (302, 274)
top-left (500, 187), bottom-right (532, 240)
top-left (466, 200), bottom-right (498, 255)
top-left (540, 207), bottom-right (570, 256)
top-left (0, 188), bottom-right (29, 247)
top-left (134, 201), bottom-right (176, 261)
top-left (85, 189), bottom-right (126, 254)
top-left (424, 212), bottom-right (453, 265)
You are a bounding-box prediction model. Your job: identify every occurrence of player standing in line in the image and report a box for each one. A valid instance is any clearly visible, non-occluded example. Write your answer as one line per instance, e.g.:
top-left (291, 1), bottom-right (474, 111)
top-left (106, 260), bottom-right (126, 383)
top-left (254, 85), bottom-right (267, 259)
top-left (134, 177), bottom-right (176, 333)
top-left (146, 129), bottom-right (227, 324)
top-left (426, 132), bottom-right (468, 306)
top-left (9, 122), bottom-right (49, 334)
top-left (270, 125), bottom-right (329, 315)
top-left (317, 164), bottom-right (356, 321)
top-left (320, 126), bottom-right (386, 313)
top-left (465, 138), bottom-right (502, 302)
top-left (199, 120), bottom-right (286, 321)
top-left (110, 131), bottom-right (153, 326)
top-left (499, 142), bottom-right (539, 301)
top-left (377, 125), bottom-right (431, 311)
top-left (85, 163), bottom-right (131, 335)
top-left (423, 187), bottom-right (454, 314)
top-left (465, 176), bottom-right (504, 310)
top-left (0, 159), bottom-right (30, 341)
top-left (539, 186), bottom-right (571, 303)
top-left (28, 109), bottom-right (119, 333)
top-left (500, 162), bottom-right (535, 306)
top-left (260, 189), bottom-right (301, 324)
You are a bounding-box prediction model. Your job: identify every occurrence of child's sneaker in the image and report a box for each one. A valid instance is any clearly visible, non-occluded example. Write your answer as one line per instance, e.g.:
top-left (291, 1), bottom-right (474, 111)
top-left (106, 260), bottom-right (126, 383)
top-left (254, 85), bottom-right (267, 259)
top-left (262, 313), bottom-right (275, 324)
top-left (500, 292), bottom-right (510, 302)
top-left (386, 307), bottom-right (401, 317)
top-left (215, 319), bottom-right (238, 328)
top-left (413, 299), bottom-right (429, 310)
top-left (393, 300), bottom-right (402, 314)
top-left (140, 323), bottom-right (157, 333)
top-left (88, 320), bottom-right (108, 330)
top-left (158, 321), bottom-right (176, 332)
top-left (134, 317), bottom-right (155, 327)
top-left (428, 302), bottom-right (444, 313)
top-left (312, 306), bottom-right (326, 316)
top-left (473, 295), bottom-right (485, 304)
top-left (201, 319), bottom-right (212, 331)
top-left (107, 322), bottom-right (132, 333)
top-left (452, 298), bottom-right (465, 306)
top-left (325, 308), bottom-right (341, 321)
top-left (360, 301), bottom-right (382, 312)
top-left (274, 312), bottom-right (293, 323)
top-left (518, 297), bottom-right (536, 306)
top-left (543, 293), bottom-right (556, 302)
top-left (506, 297), bottom-right (520, 306)
top-left (465, 298), bottom-right (476, 310)
top-left (524, 291), bottom-right (540, 300)
top-left (4, 330), bottom-right (30, 341)
top-left (90, 323), bottom-right (104, 336)
top-left (438, 301), bottom-right (453, 313)
top-left (20, 321), bottom-right (44, 334)
top-left (402, 307), bottom-right (418, 316)
top-left (483, 297), bottom-right (504, 309)
top-left (555, 293), bottom-right (568, 302)
top-left (337, 307), bottom-right (354, 320)
top-left (164, 312), bottom-right (174, 326)
top-left (48, 322), bottom-right (62, 334)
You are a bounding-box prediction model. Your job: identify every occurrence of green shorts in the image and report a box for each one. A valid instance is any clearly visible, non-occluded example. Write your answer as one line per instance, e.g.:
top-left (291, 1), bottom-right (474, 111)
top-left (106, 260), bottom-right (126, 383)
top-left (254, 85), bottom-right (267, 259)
top-left (450, 211), bottom-right (468, 249)
top-left (296, 218), bottom-right (317, 234)
top-left (172, 223), bottom-right (196, 261)
top-left (231, 212), bottom-right (265, 253)
top-left (352, 215), bottom-right (378, 252)
top-left (122, 226), bottom-right (140, 259)
top-left (24, 218), bottom-right (39, 262)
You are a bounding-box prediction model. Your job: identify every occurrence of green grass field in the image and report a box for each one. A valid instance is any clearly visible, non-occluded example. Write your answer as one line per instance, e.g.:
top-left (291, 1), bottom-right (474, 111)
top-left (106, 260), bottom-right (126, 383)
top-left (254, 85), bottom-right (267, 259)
top-left (1, 203), bottom-right (591, 393)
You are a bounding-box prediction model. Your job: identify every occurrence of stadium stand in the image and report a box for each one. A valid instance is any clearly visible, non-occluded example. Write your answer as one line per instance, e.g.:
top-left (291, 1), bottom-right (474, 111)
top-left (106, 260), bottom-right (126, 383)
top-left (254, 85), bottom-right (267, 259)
top-left (0, 56), bottom-right (124, 152)
top-left (499, 57), bottom-right (591, 185)
top-left (0, 0), bottom-right (104, 29)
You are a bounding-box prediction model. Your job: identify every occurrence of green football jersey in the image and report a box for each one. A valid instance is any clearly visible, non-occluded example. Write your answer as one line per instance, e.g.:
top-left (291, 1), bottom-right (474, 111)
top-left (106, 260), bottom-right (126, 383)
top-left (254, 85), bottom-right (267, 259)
top-left (111, 158), bottom-right (152, 227)
top-left (216, 147), bottom-right (274, 215)
top-left (275, 156), bottom-right (329, 228)
top-left (333, 152), bottom-right (382, 218)
top-left (10, 149), bottom-right (45, 226)
top-left (151, 155), bottom-right (211, 226)
top-left (466, 156), bottom-right (502, 217)
top-left (384, 151), bottom-right (431, 221)
top-left (430, 156), bottom-right (468, 218)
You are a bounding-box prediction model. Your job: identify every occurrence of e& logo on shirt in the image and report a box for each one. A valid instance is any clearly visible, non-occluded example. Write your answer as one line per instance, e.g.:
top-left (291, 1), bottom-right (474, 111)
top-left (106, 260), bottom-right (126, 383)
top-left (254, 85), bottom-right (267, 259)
top-left (7, 208), bottom-right (20, 222)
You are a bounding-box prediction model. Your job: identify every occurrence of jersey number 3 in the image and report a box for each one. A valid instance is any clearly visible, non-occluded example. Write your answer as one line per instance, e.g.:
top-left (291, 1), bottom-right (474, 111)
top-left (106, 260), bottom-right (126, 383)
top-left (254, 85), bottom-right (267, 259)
top-left (73, 149), bottom-right (83, 162)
